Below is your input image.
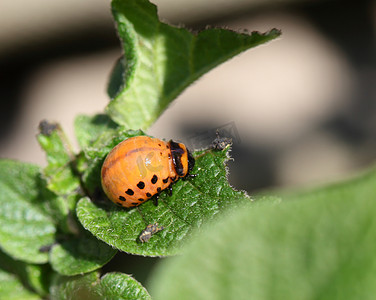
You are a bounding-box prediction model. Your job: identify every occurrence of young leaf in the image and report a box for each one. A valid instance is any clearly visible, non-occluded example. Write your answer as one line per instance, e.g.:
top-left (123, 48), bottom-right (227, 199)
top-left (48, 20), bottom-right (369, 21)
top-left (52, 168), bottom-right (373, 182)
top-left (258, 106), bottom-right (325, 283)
top-left (107, 0), bottom-right (281, 129)
top-left (74, 114), bottom-right (119, 150)
top-left (149, 166), bottom-right (376, 300)
top-left (50, 271), bottom-right (102, 300)
top-left (50, 272), bottom-right (151, 300)
top-left (23, 264), bottom-right (50, 298)
top-left (49, 232), bottom-right (117, 276)
top-left (37, 121), bottom-right (80, 196)
top-left (0, 249), bottom-right (51, 297)
top-left (0, 270), bottom-right (40, 300)
top-left (99, 273), bottom-right (151, 300)
top-left (107, 56), bottom-right (126, 100)
top-left (38, 120), bottom-right (118, 275)
top-left (76, 145), bottom-right (251, 256)
top-left (37, 121), bottom-right (82, 234)
top-left (0, 160), bottom-right (55, 264)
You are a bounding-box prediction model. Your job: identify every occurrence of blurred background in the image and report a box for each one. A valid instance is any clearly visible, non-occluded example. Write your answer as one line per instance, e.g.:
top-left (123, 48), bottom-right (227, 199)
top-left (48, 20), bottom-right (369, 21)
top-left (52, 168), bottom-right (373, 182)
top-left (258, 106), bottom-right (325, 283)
top-left (1, 0), bottom-right (376, 287)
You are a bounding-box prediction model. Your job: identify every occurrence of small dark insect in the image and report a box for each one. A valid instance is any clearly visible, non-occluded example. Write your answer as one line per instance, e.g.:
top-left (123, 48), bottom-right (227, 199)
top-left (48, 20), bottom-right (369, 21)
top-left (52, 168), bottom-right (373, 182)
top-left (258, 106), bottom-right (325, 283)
top-left (211, 130), bottom-right (232, 151)
top-left (39, 120), bottom-right (58, 136)
top-left (139, 223), bottom-right (165, 243)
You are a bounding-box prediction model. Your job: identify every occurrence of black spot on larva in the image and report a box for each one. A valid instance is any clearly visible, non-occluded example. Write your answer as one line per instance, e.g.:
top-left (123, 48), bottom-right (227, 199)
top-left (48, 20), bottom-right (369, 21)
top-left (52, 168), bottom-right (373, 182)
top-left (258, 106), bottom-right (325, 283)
top-left (167, 145), bottom-right (170, 149)
top-left (138, 198), bottom-right (145, 201)
top-left (137, 181), bottom-right (145, 189)
top-left (119, 196), bottom-right (126, 201)
top-left (163, 178), bottom-right (169, 184)
top-left (157, 187), bottom-right (162, 193)
top-left (158, 143), bottom-right (161, 146)
top-left (125, 188), bottom-right (134, 195)
top-left (146, 192), bottom-right (152, 197)
top-left (131, 202), bottom-right (138, 206)
top-left (151, 175), bottom-right (158, 184)
top-left (116, 202), bottom-right (123, 206)
top-left (160, 152), bottom-right (162, 156)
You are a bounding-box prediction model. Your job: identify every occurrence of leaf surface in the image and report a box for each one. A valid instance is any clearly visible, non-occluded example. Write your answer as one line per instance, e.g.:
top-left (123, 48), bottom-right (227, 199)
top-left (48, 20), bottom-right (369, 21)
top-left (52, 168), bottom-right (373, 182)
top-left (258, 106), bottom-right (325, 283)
top-left (0, 270), bottom-right (40, 300)
top-left (0, 160), bottom-right (55, 264)
top-left (107, 0), bottom-right (281, 129)
top-left (37, 121), bottom-right (81, 233)
top-left (149, 166), bottom-right (376, 300)
top-left (50, 272), bottom-right (151, 300)
top-left (0, 249), bottom-right (50, 297)
top-left (77, 143), bottom-right (250, 256)
top-left (74, 114), bottom-right (119, 150)
top-left (49, 232), bottom-right (116, 276)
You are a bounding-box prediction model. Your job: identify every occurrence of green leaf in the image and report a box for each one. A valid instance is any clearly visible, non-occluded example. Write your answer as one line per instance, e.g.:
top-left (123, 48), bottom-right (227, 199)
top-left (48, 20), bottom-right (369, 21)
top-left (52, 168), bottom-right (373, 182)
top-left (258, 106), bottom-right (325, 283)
top-left (99, 273), bottom-right (151, 300)
top-left (0, 270), bottom-right (40, 300)
top-left (38, 121), bottom-right (73, 173)
top-left (23, 264), bottom-right (50, 297)
top-left (74, 114), bottom-right (119, 150)
top-left (49, 232), bottom-right (116, 276)
top-left (149, 166), bottom-right (376, 300)
top-left (107, 56), bottom-right (126, 100)
top-left (50, 272), bottom-right (102, 300)
top-left (107, 0), bottom-right (281, 129)
top-left (77, 145), bottom-right (250, 256)
top-left (37, 120), bottom-right (80, 197)
top-left (0, 160), bottom-right (55, 264)
top-left (0, 249), bottom-right (51, 297)
top-left (37, 121), bottom-right (83, 234)
top-left (38, 119), bottom-right (118, 275)
top-left (50, 272), bottom-right (151, 300)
